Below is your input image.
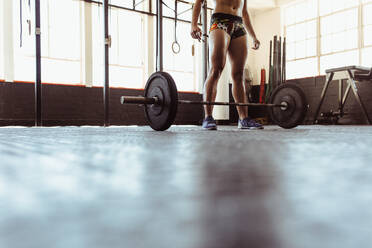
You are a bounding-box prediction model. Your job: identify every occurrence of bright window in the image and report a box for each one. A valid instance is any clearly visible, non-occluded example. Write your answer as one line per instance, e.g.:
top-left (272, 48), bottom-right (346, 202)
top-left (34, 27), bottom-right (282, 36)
top-left (284, 0), bottom-right (318, 79)
top-left (110, 0), bottom-right (137, 9)
top-left (91, 5), bottom-right (145, 88)
top-left (284, 0), bottom-right (372, 79)
top-left (363, 3), bottom-right (372, 46)
top-left (91, 4), bottom-right (103, 86)
top-left (320, 8), bottom-right (358, 54)
top-left (361, 47), bottom-right (372, 66)
top-left (162, 0), bottom-right (193, 21)
top-left (319, 0), bottom-right (359, 16)
top-left (13, 0), bottom-right (81, 84)
top-left (320, 50), bottom-right (359, 73)
top-left (0, 4), bottom-right (4, 80)
top-left (161, 0), bottom-right (199, 92)
top-left (163, 19), bottom-right (198, 92)
top-left (13, 0), bottom-right (35, 82)
top-left (6, 0), bottom-right (202, 92)
top-left (362, 0), bottom-right (372, 67)
top-left (287, 57), bottom-right (318, 79)
top-left (286, 20), bottom-right (317, 60)
top-left (284, 0), bottom-right (317, 26)
top-left (110, 0), bottom-right (147, 10)
top-left (43, 0), bottom-right (81, 84)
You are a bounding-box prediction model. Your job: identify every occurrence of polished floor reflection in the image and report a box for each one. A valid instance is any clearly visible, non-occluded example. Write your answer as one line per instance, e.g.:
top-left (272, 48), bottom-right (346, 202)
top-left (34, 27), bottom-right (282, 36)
top-left (0, 125), bottom-right (372, 248)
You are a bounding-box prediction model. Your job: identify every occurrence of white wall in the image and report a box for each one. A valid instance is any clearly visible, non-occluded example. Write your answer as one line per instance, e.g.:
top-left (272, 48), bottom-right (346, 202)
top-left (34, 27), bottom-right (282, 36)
top-left (249, 7), bottom-right (282, 85)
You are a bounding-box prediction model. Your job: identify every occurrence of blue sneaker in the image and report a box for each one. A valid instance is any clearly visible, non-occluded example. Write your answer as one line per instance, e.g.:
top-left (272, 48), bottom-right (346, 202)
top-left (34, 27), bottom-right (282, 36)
top-left (202, 116), bottom-right (217, 130)
top-left (238, 117), bottom-right (264, 130)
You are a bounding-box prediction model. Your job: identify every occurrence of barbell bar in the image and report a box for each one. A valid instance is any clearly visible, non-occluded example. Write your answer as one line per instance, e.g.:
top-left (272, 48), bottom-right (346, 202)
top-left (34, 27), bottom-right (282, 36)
top-left (179, 100), bottom-right (287, 108)
top-left (120, 71), bottom-right (308, 131)
top-left (121, 96), bottom-right (287, 108)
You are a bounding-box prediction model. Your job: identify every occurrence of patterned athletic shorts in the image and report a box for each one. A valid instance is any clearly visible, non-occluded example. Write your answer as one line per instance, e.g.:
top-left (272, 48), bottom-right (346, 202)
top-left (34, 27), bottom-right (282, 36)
top-left (209, 13), bottom-right (247, 39)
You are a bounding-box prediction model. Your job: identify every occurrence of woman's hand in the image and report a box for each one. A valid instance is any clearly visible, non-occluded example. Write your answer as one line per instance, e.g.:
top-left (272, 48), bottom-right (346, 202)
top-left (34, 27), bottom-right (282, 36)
top-left (191, 25), bottom-right (202, 42)
top-left (252, 38), bottom-right (260, 50)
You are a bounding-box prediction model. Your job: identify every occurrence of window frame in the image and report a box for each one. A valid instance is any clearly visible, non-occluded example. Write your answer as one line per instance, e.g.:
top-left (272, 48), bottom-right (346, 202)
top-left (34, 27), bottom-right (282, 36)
top-left (2, 0), bottom-right (203, 92)
top-left (283, 0), bottom-right (372, 78)
top-left (283, 0), bottom-right (319, 79)
top-left (108, 7), bottom-right (147, 88)
top-left (12, 0), bottom-right (83, 84)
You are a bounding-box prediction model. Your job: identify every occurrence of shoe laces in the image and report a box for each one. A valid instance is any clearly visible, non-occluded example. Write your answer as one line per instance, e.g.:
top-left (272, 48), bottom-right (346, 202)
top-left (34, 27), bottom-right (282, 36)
top-left (205, 116), bottom-right (215, 123)
top-left (242, 117), bottom-right (260, 127)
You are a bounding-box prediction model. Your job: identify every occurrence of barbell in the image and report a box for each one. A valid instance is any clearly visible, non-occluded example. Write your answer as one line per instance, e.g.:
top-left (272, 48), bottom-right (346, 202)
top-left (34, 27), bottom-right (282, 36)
top-left (120, 71), bottom-right (308, 131)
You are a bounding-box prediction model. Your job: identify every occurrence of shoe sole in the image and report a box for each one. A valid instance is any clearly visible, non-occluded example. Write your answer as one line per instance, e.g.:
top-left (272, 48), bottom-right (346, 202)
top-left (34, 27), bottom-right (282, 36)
top-left (203, 127), bottom-right (217, 130)
top-left (238, 126), bottom-right (264, 130)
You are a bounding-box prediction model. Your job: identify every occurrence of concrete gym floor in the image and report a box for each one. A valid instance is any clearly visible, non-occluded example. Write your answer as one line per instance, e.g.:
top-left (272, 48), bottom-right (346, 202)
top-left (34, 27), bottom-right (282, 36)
top-left (0, 125), bottom-right (371, 248)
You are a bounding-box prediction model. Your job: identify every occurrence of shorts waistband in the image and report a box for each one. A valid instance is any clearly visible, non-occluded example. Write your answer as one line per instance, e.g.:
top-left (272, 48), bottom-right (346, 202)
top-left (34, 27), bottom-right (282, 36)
top-left (211, 13), bottom-right (243, 22)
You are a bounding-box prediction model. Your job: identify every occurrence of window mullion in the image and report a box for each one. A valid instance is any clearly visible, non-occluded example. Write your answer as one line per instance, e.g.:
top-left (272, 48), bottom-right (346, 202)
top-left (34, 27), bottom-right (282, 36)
top-left (117, 10), bottom-right (120, 65)
top-left (358, 0), bottom-right (363, 66)
top-left (317, 0), bottom-right (321, 75)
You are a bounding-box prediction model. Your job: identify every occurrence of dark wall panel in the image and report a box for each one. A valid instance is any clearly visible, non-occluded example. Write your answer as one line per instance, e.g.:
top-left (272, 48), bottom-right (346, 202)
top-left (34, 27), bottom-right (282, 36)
top-left (0, 82), bottom-right (203, 126)
top-left (288, 77), bottom-right (372, 125)
top-left (228, 76), bottom-right (372, 125)
top-left (2, 77), bottom-right (371, 126)
top-left (229, 84), bottom-right (268, 123)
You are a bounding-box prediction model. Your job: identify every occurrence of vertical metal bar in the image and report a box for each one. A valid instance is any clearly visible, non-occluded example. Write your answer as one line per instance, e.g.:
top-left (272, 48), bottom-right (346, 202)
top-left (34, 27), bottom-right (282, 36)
top-left (103, 0), bottom-right (110, 126)
top-left (266, 40), bottom-right (272, 102)
top-left (201, 0), bottom-right (208, 81)
top-left (350, 79), bottom-right (371, 124)
top-left (282, 37), bottom-right (286, 84)
top-left (276, 39), bottom-right (280, 87)
top-left (273, 36), bottom-right (277, 90)
top-left (20, 0), bottom-right (23, 47)
top-left (339, 80), bottom-right (343, 117)
top-left (341, 84), bottom-right (351, 107)
top-left (278, 36), bottom-right (282, 85)
top-left (347, 70), bottom-right (372, 124)
top-left (35, 0), bottom-right (42, 126)
top-left (269, 40), bottom-right (272, 71)
top-left (156, 0), bottom-right (163, 71)
top-left (313, 72), bottom-right (334, 124)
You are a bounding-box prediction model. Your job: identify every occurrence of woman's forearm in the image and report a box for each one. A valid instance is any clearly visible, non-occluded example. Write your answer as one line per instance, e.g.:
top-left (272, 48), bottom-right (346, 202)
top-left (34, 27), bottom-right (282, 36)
top-left (243, 12), bottom-right (257, 40)
top-left (192, 0), bottom-right (203, 26)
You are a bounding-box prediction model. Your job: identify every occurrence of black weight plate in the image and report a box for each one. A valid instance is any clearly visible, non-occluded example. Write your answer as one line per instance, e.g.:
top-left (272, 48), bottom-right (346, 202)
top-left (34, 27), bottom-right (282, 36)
top-left (269, 83), bottom-right (308, 129)
top-left (144, 72), bottom-right (178, 131)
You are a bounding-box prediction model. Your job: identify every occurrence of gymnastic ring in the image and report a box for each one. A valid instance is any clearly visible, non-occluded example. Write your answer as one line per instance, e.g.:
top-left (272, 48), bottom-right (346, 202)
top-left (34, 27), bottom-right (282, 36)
top-left (172, 41), bottom-right (181, 54)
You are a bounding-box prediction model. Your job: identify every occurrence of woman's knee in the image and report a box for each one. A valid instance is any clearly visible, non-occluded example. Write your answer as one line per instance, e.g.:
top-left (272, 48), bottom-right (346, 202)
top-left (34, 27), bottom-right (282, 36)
top-left (231, 70), bottom-right (244, 82)
top-left (209, 66), bottom-right (224, 80)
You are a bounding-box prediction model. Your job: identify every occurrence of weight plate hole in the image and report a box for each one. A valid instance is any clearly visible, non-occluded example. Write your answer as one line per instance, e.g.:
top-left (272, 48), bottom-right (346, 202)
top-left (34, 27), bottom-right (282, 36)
top-left (281, 101), bottom-right (288, 111)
